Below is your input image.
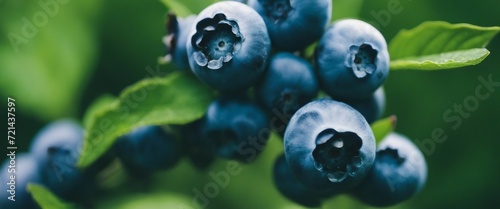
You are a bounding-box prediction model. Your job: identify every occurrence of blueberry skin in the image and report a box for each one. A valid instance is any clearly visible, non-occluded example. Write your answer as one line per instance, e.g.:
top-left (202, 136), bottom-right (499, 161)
top-left (342, 87), bottom-right (385, 124)
top-left (273, 154), bottom-right (323, 208)
top-left (186, 1), bottom-right (271, 92)
top-left (29, 120), bottom-right (87, 200)
top-left (255, 52), bottom-right (319, 136)
top-left (315, 19), bottom-right (390, 100)
top-left (164, 13), bottom-right (197, 70)
top-left (115, 126), bottom-right (181, 175)
top-left (0, 153), bottom-right (41, 209)
top-left (248, 0), bottom-right (332, 51)
top-left (30, 120), bottom-right (83, 163)
top-left (199, 96), bottom-right (270, 162)
top-left (180, 120), bottom-right (216, 170)
top-left (227, 0), bottom-right (247, 3)
top-left (352, 133), bottom-right (427, 207)
top-left (256, 52), bottom-right (319, 129)
top-left (284, 99), bottom-right (375, 195)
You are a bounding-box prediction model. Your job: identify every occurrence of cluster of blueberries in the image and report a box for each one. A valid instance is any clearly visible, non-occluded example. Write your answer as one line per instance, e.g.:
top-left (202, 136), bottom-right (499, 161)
top-left (0, 1), bottom-right (428, 208)
top-left (162, 0), bottom-right (428, 207)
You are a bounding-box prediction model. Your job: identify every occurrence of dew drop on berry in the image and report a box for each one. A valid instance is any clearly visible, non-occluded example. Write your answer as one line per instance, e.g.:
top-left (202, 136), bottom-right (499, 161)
top-left (327, 171), bottom-right (347, 183)
top-left (347, 163), bottom-right (360, 177)
top-left (314, 161), bottom-right (324, 172)
top-left (352, 156), bottom-right (363, 167)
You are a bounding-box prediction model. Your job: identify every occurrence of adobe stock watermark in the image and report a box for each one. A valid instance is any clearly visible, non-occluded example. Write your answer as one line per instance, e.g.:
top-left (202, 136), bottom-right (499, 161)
top-left (7, 0), bottom-right (70, 53)
top-left (189, 107), bottom-right (292, 209)
top-left (415, 74), bottom-right (500, 156)
top-left (367, 0), bottom-right (412, 30)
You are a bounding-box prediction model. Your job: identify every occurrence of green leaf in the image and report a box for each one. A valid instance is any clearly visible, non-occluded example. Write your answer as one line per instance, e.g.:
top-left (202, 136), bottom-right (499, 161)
top-left (0, 1), bottom-right (101, 120)
top-left (390, 48), bottom-right (490, 70)
top-left (78, 72), bottom-right (216, 168)
top-left (28, 183), bottom-right (74, 209)
top-left (371, 115), bottom-right (397, 144)
top-left (303, 41), bottom-right (318, 59)
top-left (389, 21), bottom-right (500, 70)
top-left (160, 0), bottom-right (193, 17)
top-left (83, 94), bottom-right (117, 128)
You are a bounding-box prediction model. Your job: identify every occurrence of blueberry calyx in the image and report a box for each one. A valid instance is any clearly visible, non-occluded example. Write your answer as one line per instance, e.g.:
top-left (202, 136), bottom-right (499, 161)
top-left (378, 148), bottom-right (406, 166)
top-left (274, 89), bottom-right (299, 112)
top-left (163, 13), bottom-right (179, 62)
top-left (312, 129), bottom-right (364, 183)
top-left (260, 0), bottom-right (293, 23)
top-left (345, 43), bottom-right (378, 78)
top-left (192, 13), bottom-right (244, 70)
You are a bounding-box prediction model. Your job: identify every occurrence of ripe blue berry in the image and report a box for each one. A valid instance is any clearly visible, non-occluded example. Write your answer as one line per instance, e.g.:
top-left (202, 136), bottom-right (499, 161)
top-left (342, 87), bottom-right (385, 124)
top-left (30, 120), bottom-right (83, 164)
top-left (273, 154), bottom-right (323, 207)
top-left (256, 52), bottom-right (319, 133)
top-left (316, 19), bottom-right (390, 100)
top-left (181, 121), bottom-right (216, 170)
top-left (248, 0), bottom-right (332, 51)
top-left (0, 153), bottom-right (41, 209)
top-left (115, 125), bottom-right (181, 175)
top-left (186, 1), bottom-right (271, 92)
top-left (352, 133), bottom-right (427, 207)
top-left (164, 13), bottom-right (197, 70)
top-left (29, 120), bottom-right (87, 200)
top-left (199, 96), bottom-right (270, 162)
top-left (284, 99), bottom-right (376, 195)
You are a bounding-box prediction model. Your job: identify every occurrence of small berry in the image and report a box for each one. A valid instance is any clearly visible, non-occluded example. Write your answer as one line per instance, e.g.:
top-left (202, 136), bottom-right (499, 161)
top-left (181, 121), bottom-right (217, 170)
top-left (115, 126), bottom-right (181, 176)
top-left (316, 19), bottom-right (390, 100)
top-left (248, 0), bottom-right (332, 51)
top-left (198, 96), bottom-right (270, 162)
top-left (352, 132), bottom-right (427, 207)
top-left (29, 120), bottom-right (88, 201)
top-left (256, 52), bottom-right (319, 134)
top-left (163, 13), bottom-right (197, 70)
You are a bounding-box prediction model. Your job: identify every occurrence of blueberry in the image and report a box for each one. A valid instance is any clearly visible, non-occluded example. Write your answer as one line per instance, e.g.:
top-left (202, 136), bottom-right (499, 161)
top-left (163, 13), bottom-right (197, 70)
top-left (115, 125), bottom-right (181, 176)
top-left (284, 99), bottom-right (376, 195)
top-left (199, 96), bottom-right (270, 162)
top-left (180, 120), bottom-right (217, 170)
top-left (30, 120), bottom-right (83, 165)
top-left (352, 132), bottom-right (427, 207)
top-left (256, 52), bottom-right (319, 134)
top-left (315, 19), bottom-right (390, 100)
top-left (342, 87), bottom-right (385, 124)
top-left (0, 153), bottom-right (41, 209)
top-left (186, 1), bottom-right (271, 92)
top-left (273, 154), bottom-right (323, 207)
top-left (248, 0), bottom-right (331, 51)
top-left (29, 120), bottom-right (88, 200)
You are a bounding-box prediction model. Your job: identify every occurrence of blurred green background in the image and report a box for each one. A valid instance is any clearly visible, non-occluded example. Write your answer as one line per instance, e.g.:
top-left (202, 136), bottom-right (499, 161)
top-left (1, 0), bottom-right (499, 208)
